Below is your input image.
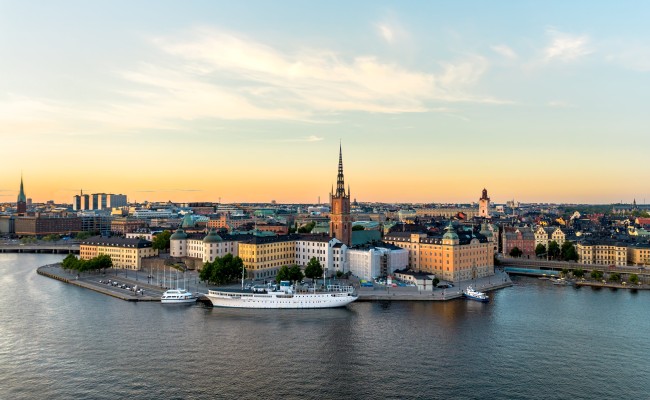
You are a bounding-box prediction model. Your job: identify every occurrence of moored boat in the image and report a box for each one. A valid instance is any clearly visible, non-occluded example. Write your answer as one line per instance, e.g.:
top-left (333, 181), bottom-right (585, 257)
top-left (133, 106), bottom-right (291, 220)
top-left (205, 281), bottom-right (358, 309)
top-left (463, 285), bottom-right (489, 302)
top-left (161, 289), bottom-right (197, 304)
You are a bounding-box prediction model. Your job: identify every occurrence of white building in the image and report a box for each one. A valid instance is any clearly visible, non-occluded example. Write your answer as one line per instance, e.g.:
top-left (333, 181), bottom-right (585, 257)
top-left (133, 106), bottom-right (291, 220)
top-left (170, 229), bottom-right (239, 263)
top-left (295, 235), bottom-right (347, 273)
top-left (347, 245), bottom-right (408, 281)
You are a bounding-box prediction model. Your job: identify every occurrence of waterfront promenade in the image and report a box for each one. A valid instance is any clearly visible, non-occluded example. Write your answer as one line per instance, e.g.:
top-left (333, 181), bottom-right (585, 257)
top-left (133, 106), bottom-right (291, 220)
top-left (37, 263), bottom-right (513, 303)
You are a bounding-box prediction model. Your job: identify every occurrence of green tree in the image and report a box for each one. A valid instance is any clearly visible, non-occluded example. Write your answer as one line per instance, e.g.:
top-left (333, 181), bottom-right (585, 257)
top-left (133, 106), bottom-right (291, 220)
top-left (276, 265), bottom-right (291, 283)
top-left (432, 277), bottom-right (440, 287)
top-left (304, 257), bottom-right (324, 282)
top-left (152, 230), bottom-right (172, 251)
top-left (62, 254), bottom-right (79, 271)
top-left (608, 272), bottom-right (621, 282)
top-left (629, 274), bottom-right (639, 285)
top-left (43, 234), bottom-right (61, 242)
top-left (75, 231), bottom-right (92, 240)
top-left (335, 270), bottom-right (344, 278)
top-left (573, 268), bottom-right (584, 278)
top-left (591, 269), bottom-right (604, 281)
top-left (535, 244), bottom-right (547, 258)
top-left (95, 254), bottom-right (113, 272)
top-left (288, 265), bottom-right (304, 282)
top-left (200, 253), bottom-right (245, 285)
top-left (548, 241), bottom-right (561, 259)
top-left (509, 247), bottom-right (523, 258)
top-left (352, 225), bottom-right (365, 231)
top-left (297, 221), bottom-right (316, 233)
top-left (561, 241), bottom-right (578, 261)
top-left (560, 268), bottom-right (570, 278)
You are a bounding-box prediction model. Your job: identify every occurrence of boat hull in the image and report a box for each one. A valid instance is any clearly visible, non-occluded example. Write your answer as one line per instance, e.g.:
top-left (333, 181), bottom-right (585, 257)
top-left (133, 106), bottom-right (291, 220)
top-left (464, 294), bottom-right (489, 303)
top-left (161, 298), bottom-right (197, 304)
top-left (205, 290), bottom-right (358, 309)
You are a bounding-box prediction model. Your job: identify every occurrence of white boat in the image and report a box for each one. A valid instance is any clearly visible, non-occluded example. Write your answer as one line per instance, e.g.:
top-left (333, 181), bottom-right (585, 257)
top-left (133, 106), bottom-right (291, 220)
top-left (551, 278), bottom-right (570, 286)
top-left (463, 285), bottom-right (489, 302)
top-left (205, 281), bottom-right (358, 309)
top-left (161, 289), bottom-right (197, 304)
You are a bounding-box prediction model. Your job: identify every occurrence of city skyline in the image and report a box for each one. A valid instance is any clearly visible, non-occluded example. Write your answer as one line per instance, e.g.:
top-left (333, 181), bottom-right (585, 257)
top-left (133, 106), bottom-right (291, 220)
top-left (2, 1), bottom-right (649, 204)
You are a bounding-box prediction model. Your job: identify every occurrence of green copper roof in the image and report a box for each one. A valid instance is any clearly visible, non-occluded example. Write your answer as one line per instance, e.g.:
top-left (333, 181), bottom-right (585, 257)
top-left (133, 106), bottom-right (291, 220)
top-left (17, 176), bottom-right (26, 203)
top-left (170, 229), bottom-right (188, 240)
top-left (181, 213), bottom-right (195, 228)
top-left (443, 221), bottom-right (459, 240)
top-left (203, 229), bottom-right (223, 243)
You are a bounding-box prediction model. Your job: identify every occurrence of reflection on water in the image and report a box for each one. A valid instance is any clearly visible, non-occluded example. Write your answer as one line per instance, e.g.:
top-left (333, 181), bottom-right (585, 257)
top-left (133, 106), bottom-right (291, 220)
top-left (1, 255), bottom-right (649, 400)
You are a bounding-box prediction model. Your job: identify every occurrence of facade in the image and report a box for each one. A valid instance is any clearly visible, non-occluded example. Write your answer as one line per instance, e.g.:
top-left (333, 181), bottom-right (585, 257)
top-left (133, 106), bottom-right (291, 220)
top-left (576, 240), bottom-right (627, 267)
top-left (74, 193), bottom-right (127, 211)
top-left (238, 235), bottom-right (297, 279)
top-left (502, 227), bottom-right (536, 258)
top-left (478, 188), bottom-right (490, 218)
top-left (170, 229), bottom-right (239, 263)
top-left (415, 207), bottom-right (479, 219)
top-left (347, 245), bottom-right (408, 281)
top-left (384, 223), bottom-right (494, 282)
top-left (534, 226), bottom-right (566, 249)
top-left (627, 244), bottom-right (650, 266)
top-left (80, 236), bottom-right (158, 269)
top-left (111, 218), bottom-right (147, 235)
top-left (329, 145), bottom-right (352, 246)
top-left (207, 213), bottom-right (254, 230)
top-left (295, 235), bottom-right (347, 273)
top-left (14, 216), bottom-right (82, 236)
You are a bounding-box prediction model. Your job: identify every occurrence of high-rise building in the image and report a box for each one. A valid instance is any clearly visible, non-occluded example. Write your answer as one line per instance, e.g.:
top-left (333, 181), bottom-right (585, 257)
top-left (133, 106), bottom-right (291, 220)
top-left (17, 176), bottom-right (27, 215)
top-left (73, 192), bottom-right (126, 210)
top-left (329, 144), bottom-right (352, 246)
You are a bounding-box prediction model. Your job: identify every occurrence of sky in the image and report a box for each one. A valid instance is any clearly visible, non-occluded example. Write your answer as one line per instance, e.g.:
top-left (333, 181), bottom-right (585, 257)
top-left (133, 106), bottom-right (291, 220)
top-left (1, 1), bottom-right (649, 205)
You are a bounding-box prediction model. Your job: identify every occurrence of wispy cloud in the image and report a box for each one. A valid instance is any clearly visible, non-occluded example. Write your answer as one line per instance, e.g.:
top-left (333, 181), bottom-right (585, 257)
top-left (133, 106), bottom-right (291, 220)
top-left (491, 44), bottom-right (517, 60)
top-left (543, 29), bottom-right (592, 62)
top-left (376, 24), bottom-right (395, 43)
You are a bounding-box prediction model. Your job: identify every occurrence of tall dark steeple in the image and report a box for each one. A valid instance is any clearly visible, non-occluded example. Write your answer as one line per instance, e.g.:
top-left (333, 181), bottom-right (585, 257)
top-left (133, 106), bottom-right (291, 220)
top-left (17, 175), bottom-right (27, 215)
top-left (330, 144), bottom-right (351, 246)
top-left (336, 143), bottom-right (347, 197)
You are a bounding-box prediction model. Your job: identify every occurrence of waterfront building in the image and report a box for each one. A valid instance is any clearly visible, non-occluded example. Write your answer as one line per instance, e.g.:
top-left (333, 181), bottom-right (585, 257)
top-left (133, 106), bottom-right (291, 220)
top-left (238, 234), bottom-right (298, 279)
top-left (347, 244), bottom-right (408, 281)
top-left (329, 145), bottom-right (352, 246)
top-left (0, 215), bottom-right (14, 235)
top-left (80, 236), bottom-right (158, 269)
top-left (295, 235), bottom-right (347, 273)
top-left (169, 228), bottom-right (239, 263)
top-left (533, 226), bottom-right (566, 249)
top-left (14, 215), bottom-right (82, 236)
top-left (384, 222), bottom-right (494, 282)
top-left (502, 227), bottom-right (536, 258)
top-left (627, 243), bottom-right (650, 266)
top-left (478, 188), bottom-right (490, 218)
top-left (16, 176), bottom-right (27, 215)
top-left (576, 240), bottom-right (627, 267)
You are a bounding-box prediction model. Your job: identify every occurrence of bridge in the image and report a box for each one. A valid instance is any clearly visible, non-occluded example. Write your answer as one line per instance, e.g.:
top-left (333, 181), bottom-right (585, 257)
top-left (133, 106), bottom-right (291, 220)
top-left (0, 243), bottom-right (79, 254)
top-left (499, 257), bottom-right (650, 282)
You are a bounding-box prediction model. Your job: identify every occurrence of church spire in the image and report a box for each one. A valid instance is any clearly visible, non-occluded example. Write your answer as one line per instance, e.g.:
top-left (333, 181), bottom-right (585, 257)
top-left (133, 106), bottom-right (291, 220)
top-left (336, 142), bottom-right (346, 197)
top-left (17, 174), bottom-right (26, 203)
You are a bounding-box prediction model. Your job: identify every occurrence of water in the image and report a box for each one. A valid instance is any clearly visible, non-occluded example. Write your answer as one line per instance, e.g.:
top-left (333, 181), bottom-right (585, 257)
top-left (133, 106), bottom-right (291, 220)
top-left (1, 254), bottom-right (649, 400)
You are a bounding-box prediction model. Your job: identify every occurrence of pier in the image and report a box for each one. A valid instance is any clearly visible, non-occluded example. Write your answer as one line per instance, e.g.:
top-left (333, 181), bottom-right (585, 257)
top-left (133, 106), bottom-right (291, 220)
top-left (0, 243), bottom-right (79, 254)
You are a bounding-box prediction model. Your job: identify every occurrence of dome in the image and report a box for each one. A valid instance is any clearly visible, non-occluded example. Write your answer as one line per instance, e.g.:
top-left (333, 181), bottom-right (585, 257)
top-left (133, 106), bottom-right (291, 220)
top-left (203, 229), bottom-right (223, 243)
top-left (480, 223), bottom-right (493, 238)
top-left (442, 222), bottom-right (459, 240)
top-left (170, 229), bottom-right (188, 240)
top-left (181, 213), bottom-right (195, 228)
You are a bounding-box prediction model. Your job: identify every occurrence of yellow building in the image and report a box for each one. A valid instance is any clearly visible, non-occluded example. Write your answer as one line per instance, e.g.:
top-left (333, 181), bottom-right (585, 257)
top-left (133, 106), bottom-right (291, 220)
top-left (238, 235), bottom-right (297, 279)
top-left (576, 241), bottom-right (627, 267)
top-left (80, 237), bottom-right (158, 270)
top-left (384, 223), bottom-right (494, 282)
top-left (627, 244), bottom-right (650, 266)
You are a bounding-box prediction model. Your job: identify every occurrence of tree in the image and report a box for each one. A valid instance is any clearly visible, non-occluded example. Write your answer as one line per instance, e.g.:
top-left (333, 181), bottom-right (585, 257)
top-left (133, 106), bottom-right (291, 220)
top-left (560, 268), bottom-right (570, 278)
top-left (561, 241), bottom-right (578, 261)
top-left (62, 254), bottom-right (79, 271)
top-left (95, 254), bottom-right (113, 272)
top-left (304, 257), bottom-right (324, 282)
top-left (352, 225), bottom-right (365, 231)
top-left (289, 265), bottom-right (304, 282)
top-left (509, 247), bottom-right (523, 258)
top-left (75, 231), bottom-right (91, 240)
top-left (608, 272), bottom-right (621, 282)
top-left (297, 221), bottom-right (316, 234)
top-left (335, 270), bottom-right (344, 278)
top-left (548, 241), bottom-right (560, 259)
top-left (152, 230), bottom-right (172, 251)
top-left (535, 244), bottom-right (547, 258)
top-left (591, 269), bottom-right (604, 281)
top-left (629, 274), bottom-right (639, 285)
top-left (43, 234), bottom-right (61, 242)
top-left (275, 265), bottom-right (291, 283)
top-left (573, 268), bottom-right (584, 278)
top-left (432, 277), bottom-right (440, 287)
top-left (200, 253), bottom-right (244, 285)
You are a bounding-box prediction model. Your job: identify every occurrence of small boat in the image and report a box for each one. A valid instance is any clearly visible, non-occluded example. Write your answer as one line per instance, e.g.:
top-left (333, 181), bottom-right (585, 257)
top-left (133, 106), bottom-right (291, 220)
top-left (463, 285), bottom-right (489, 302)
top-left (551, 278), bottom-right (569, 286)
top-left (161, 289), bottom-right (197, 304)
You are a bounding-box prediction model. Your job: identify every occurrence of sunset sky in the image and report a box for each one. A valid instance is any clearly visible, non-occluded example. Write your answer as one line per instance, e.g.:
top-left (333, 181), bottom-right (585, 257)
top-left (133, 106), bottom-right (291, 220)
top-left (1, 1), bottom-right (649, 204)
